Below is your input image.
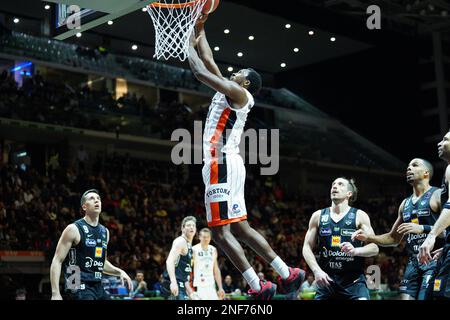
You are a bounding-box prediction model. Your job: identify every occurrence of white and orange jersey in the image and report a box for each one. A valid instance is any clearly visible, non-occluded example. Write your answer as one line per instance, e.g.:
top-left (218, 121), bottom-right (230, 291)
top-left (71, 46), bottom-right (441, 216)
top-left (203, 89), bottom-right (254, 162)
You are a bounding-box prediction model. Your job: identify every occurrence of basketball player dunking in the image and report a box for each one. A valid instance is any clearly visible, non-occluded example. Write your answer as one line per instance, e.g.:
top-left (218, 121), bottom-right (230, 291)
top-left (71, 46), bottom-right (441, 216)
top-left (161, 216), bottom-right (196, 300)
top-left (419, 131), bottom-right (450, 300)
top-left (303, 178), bottom-right (379, 300)
top-left (192, 228), bottom-right (225, 300)
top-left (187, 15), bottom-right (304, 300)
top-left (50, 189), bottom-right (133, 300)
top-left (353, 159), bottom-right (443, 300)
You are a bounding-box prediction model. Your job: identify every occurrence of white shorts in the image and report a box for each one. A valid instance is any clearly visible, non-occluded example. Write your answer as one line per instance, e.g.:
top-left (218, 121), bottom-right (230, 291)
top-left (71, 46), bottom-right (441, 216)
top-left (202, 154), bottom-right (247, 227)
top-left (196, 286), bottom-right (219, 300)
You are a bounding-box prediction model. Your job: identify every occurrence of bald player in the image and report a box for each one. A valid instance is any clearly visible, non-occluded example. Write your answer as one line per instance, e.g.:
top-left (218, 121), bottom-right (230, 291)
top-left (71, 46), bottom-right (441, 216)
top-left (353, 158), bottom-right (443, 300)
top-left (419, 131), bottom-right (450, 300)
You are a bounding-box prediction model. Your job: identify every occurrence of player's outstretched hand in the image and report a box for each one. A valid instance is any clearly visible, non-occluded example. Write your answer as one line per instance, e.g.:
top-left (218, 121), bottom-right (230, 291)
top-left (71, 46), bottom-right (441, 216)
top-left (418, 235), bottom-right (436, 265)
top-left (397, 223), bottom-right (423, 235)
top-left (340, 242), bottom-right (357, 256)
top-left (313, 269), bottom-right (333, 288)
top-left (196, 14), bottom-right (209, 26)
top-left (432, 247), bottom-right (443, 261)
top-left (352, 229), bottom-right (368, 242)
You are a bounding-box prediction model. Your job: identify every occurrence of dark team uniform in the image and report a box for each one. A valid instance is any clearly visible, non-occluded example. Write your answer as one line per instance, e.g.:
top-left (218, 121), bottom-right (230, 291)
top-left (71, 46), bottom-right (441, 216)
top-left (431, 176), bottom-right (450, 299)
top-left (315, 207), bottom-right (370, 300)
top-left (63, 219), bottom-right (109, 300)
top-left (400, 187), bottom-right (442, 299)
top-left (161, 237), bottom-right (193, 300)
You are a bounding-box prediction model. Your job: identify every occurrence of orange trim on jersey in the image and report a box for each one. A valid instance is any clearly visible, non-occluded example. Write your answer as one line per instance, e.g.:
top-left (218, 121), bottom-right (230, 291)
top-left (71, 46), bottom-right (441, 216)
top-left (208, 215), bottom-right (248, 227)
top-left (209, 158), bottom-right (220, 222)
top-left (209, 108), bottom-right (231, 157)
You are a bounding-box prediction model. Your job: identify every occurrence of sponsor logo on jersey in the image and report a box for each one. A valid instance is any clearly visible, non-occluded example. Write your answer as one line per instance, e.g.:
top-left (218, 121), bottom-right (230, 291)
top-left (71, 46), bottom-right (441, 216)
top-left (334, 226), bottom-right (340, 232)
top-left (403, 211), bottom-right (411, 221)
top-left (232, 204), bottom-right (241, 215)
top-left (320, 227), bottom-right (332, 236)
top-left (206, 183), bottom-right (231, 203)
top-left (417, 209), bottom-right (430, 217)
top-left (95, 272), bottom-right (102, 279)
top-left (348, 211), bottom-right (356, 220)
top-left (322, 247), bottom-right (353, 259)
top-left (102, 241), bottom-right (107, 249)
top-left (341, 229), bottom-right (356, 237)
top-left (95, 247), bottom-right (103, 258)
top-left (411, 218), bottom-right (419, 224)
top-left (85, 239), bottom-right (96, 247)
top-left (85, 257), bottom-right (93, 268)
top-left (345, 220), bottom-right (352, 226)
top-left (434, 279), bottom-right (442, 291)
top-left (97, 239), bottom-right (101, 243)
top-left (331, 236), bottom-right (341, 247)
top-left (82, 226), bottom-right (89, 234)
top-left (406, 233), bottom-right (428, 243)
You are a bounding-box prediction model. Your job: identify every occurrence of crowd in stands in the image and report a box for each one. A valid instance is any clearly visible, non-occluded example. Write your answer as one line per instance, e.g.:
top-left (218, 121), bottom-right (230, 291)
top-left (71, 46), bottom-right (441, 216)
top-left (0, 149), bottom-right (409, 298)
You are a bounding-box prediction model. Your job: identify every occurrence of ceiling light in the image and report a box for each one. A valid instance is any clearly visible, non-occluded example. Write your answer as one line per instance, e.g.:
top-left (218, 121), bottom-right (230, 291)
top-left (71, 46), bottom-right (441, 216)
top-left (214, 46), bottom-right (220, 51)
top-left (228, 67), bottom-right (234, 72)
top-left (13, 18), bottom-right (20, 24)
top-left (132, 44), bottom-right (138, 50)
top-left (76, 32), bottom-right (82, 38)
top-left (237, 52), bottom-right (243, 57)
top-left (142, 7), bottom-right (148, 12)
top-left (285, 24), bottom-right (291, 29)
top-left (330, 37), bottom-right (336, 42)
top-left (281, 63), bottom-right (286, 68)
top-left (248, 36), bottom-right (254, 40)
top-left (44, 4), bottom-right (51, 10)
top-left (224, 29), bottom-right (230, 34)
top-left (308, 30), bottom-right (314, 35)
top-left (293, 48), bottom-right (299, 53)
top-left (107, 20), bottom-right (114, 25)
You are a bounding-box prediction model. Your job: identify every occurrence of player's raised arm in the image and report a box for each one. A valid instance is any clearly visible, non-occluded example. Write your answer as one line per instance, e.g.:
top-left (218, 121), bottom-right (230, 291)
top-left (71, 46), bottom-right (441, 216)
top-left (195, 15), bottom-right (223, 78)
top-left (50, 224), bottom-right (79, 300)
top-left (188, 32), bottom-right (247, 106)
top-left (303, 210), bottom-right (333, 287)
top-left (353, 200), bottom-right (405, 247)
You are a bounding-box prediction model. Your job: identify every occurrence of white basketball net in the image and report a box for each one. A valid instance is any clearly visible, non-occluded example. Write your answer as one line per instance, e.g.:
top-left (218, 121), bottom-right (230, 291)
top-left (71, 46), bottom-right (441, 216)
top-left (147, 0), bottom-right (207, 61)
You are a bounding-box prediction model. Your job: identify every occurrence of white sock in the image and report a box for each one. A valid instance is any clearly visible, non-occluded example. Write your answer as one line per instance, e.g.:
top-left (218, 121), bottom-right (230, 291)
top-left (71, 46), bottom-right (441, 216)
top-left (242, 268), bottom-right (261, 291)
top-left (270, 256), bottom-right (290, 279)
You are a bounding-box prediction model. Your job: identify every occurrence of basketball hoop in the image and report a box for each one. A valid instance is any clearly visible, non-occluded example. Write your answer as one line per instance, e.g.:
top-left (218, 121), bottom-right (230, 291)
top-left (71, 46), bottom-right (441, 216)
top-left (147, 0), bottom-right (207, 61)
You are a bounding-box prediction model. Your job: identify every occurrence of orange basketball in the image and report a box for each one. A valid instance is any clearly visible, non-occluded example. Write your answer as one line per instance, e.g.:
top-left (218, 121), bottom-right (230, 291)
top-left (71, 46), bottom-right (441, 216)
top-left (202, 0), bottom-right (220, 14)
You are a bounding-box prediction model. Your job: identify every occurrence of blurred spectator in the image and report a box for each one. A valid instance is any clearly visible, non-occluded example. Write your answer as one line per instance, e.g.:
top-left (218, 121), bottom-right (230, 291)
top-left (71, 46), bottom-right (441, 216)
top-left (131, 270), bottom-right (148, 297)
top-left (300, 274), bottom-right (317, 293)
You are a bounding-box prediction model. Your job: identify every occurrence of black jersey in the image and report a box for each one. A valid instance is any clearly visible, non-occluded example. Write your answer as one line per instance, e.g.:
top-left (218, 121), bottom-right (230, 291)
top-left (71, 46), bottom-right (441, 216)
top-left (402, 187), bottom-right (442, 255)
top-left (441, 174), bottom-right (450, 244)
top-left (163, 237), bottom-right (193, 283)
top-left (318, 207), bottom-right (365, 276)
top-left (63, 219), bottom-right (108, 290)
